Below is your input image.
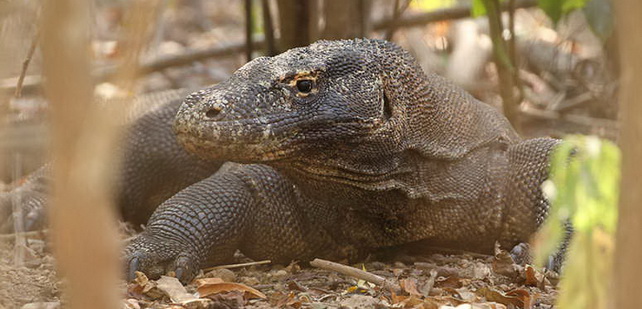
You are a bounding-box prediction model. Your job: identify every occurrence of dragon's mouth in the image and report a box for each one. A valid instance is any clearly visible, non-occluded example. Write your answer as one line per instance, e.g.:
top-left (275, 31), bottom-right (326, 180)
top-left (174, 111), bottom-right (381, 163)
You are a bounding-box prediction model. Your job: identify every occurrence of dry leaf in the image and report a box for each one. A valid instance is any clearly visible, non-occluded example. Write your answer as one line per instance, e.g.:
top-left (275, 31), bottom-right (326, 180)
top-left (197, 279), bottom-right (266, 299)
top-left (206, 291), bottom-right (245, 308)
top-left (269, 291), bottom-right (301, 308)
top-left (506, 289), bottom-right (538, 309)
top-left (390, 293), bottom-right (424, 308)
top-left (400, 278), bottom-right (421, 296)
top-left (523, 265), bottom-right (548, 290)
top-left (472, 262), bottom-right (492, 280)
top-left (123, 299), bottom-right (140, 309)
top-left (127, 271), bottom-right (165, 300)
top-left (179, 298), bottom-right (215, 309)
top-left (419, 269), bottom-right (438, 297)
top-left (156, 276), bottom-right (197, 303)
top-left (194, 277), bottom-right (224, 285)
top-left (454, 287), bottom-right (478, 302)
top-left (476, 286), bottom-right (536, 309)
top-left (492, 248), bottom-right (518, 278)
top-left (436, 275), bottom-right (463, 289)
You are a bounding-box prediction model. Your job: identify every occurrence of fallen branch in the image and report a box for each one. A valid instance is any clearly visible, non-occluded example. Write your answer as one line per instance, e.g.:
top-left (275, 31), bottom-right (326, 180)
top-left (520, 105), bottom-right (619, 140)
top-left (310, 258), bottom-right (401, 294)
top-left (202, 259), bottom-right (271, 272)
top-left (1, 38), bottom-right (266, 95)
top-left (0, 229), bottom-right (48, 241)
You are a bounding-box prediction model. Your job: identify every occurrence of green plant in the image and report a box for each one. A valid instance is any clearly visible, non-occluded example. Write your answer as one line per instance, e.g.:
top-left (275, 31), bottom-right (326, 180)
top-left (535, 135), bottom-right (620, 309)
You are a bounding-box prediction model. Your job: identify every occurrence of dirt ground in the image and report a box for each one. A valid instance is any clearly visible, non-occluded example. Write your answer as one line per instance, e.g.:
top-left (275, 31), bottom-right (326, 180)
top-left (1, 229), bottom-right (558, 308)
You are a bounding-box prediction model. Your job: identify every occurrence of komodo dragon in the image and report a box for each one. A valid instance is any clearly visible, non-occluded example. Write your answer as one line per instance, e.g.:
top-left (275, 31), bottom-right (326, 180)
top-left (1, 39), bottom-right (559, 284)
top-left (124, 39), bottom-right (559, 282)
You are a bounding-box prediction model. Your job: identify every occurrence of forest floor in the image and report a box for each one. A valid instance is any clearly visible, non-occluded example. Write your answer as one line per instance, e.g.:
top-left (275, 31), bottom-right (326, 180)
top-left (0, 1), bottom-right (616, 308)
top-left (1, 226), bottom-right (559, 308)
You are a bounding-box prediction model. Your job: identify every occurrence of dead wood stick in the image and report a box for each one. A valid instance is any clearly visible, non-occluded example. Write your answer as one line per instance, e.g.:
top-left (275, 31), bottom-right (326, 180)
top-left (202, 259), bottom-right (271, 271)
top-left (310, 258), bottom-right (401, 294)
top-left (15, 31), bottom-right (40, 98)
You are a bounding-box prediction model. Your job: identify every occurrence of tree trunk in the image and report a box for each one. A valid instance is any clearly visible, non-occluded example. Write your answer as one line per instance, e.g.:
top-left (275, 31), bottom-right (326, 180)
top-left (613, 1), bottom-right (642, 308)
top-left (321, 0), bottom-right (370, 40)
top-left (276, 0), bottom-right (319, 51)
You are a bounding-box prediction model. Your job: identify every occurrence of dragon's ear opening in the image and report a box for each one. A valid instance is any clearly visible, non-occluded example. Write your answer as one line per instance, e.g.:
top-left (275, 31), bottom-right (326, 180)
top-left (383, 91), bottom-right (393, 120)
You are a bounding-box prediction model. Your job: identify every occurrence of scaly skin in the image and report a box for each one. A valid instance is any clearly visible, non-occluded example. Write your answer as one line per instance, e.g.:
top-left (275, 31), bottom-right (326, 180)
top-left (0, 90), bottom-right (221, 232)
top-left (125, 39), bottom-right (559, 283)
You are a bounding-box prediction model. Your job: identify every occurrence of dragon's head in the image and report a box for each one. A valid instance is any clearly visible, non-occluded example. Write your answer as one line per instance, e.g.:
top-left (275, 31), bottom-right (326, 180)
top-left (174, 39), bottom-right (415, 170)
top-left (175, 39), bottom-right (514, 183)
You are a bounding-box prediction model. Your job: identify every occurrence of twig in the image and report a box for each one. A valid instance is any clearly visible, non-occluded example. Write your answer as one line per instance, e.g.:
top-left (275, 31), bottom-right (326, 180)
top-left (0, 229), bottom-right (48, 240)
top-left (15, 31), bottom-right (40, 98)
top-left (310, 258), bottom-right (401, 294)
top-left (202, 260), bottom-right (272, 272)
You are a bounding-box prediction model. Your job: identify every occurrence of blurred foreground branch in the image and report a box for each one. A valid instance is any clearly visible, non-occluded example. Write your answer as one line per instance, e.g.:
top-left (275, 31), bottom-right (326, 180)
top-left (41, 0), bottom-right (121, 308)
top-left (42, 0), bottom-right (161, 307)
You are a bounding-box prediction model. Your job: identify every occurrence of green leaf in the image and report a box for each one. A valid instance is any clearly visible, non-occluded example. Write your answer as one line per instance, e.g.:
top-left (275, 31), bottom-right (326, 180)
top-left (471, 0), bottom-right (487, 17)
top-left (411, 0), bottom-right (456, 12)
top-left (534, 135), bottom-right (620, 309)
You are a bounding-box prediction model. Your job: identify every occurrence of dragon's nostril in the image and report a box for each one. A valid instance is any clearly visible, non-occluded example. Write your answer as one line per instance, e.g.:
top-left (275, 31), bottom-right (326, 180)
top-left (205, 107), bottom-right (222, 119)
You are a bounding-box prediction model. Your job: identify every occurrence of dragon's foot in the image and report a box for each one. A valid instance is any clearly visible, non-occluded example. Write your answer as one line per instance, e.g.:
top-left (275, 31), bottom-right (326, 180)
top-left (0, 190), bottom-right (48, 233)
top-left (510, 242), bottom-right (564, 272)
top-left (124, 234), bottom-right (202, 284)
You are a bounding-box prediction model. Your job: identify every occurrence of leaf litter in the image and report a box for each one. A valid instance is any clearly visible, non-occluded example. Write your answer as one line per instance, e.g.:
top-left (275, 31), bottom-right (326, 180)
top-left (117, 246), bottom-right (558, 309)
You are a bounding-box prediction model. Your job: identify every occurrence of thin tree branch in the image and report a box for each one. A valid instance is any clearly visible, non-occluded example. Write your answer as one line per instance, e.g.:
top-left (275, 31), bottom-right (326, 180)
top-left (15, 31), bottom-right (39, 98)
top-left (481, 0), bottom-right (520, 130)
top-left (1, 39), bottom-right (266, 94)
top-left (384, 0), bottom-right (411, 41)
top-left (507, 0), bottom-right (525, 104)
top-left (373, 0), bottom-right (536, 31)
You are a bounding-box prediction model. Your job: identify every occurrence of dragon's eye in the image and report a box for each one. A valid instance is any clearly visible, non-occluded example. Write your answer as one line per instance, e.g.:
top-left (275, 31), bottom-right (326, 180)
top-left (296, 79), bottom-right (313, 93)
